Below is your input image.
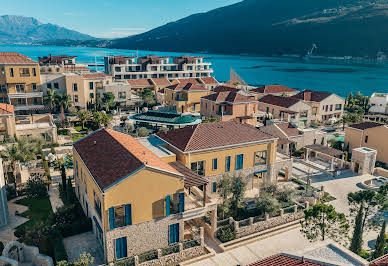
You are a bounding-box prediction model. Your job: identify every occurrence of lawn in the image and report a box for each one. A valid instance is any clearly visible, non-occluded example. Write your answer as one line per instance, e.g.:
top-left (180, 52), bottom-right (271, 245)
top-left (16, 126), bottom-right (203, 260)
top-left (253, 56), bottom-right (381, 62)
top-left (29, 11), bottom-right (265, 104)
top-left (15, 197), bottom-right (53, 231)
top-left (72, 133), bottom-right (87, 142)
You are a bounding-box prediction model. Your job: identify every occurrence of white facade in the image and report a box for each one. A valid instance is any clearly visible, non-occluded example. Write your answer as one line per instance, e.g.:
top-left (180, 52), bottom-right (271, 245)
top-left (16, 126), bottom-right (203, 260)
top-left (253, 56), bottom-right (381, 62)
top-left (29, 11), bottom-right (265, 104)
top-left (369, 93), bottom-right (388, 114)
top-left (104, 55), bottom-right (213, 80)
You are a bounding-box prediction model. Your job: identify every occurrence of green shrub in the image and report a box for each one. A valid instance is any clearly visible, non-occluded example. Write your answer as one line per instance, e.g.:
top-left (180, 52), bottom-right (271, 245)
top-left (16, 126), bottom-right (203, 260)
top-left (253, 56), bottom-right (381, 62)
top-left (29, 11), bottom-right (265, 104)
top-left (138, 250), bottom-right (157, 263)
top-left (359, 249), bottom-right (370, 259)
top-left (25, 175), bottom-right (49, 200)
top-left (217, 225), bottom-right (236, 243)
top-left (51, 233), bottom-right (68, 262)
top-left (136, 127), bottom-right (149, 137)
top-left (293, 149), bottom-right (305, 157)
top-left (183, 239), bottom-right (200, 249)
top-left (57, 129), bottom-right (70, 136)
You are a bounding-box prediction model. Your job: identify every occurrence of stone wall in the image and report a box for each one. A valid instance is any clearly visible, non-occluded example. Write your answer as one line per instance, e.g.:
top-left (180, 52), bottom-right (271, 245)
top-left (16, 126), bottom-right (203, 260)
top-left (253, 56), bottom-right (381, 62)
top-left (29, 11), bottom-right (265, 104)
top-left (105, 213), bottom-right (184, 261)
top-left (1, 241), bottom-right (53, 266)
top-left (235, 211), bottom-right (305, 238)
top-left (374, 167), bottom-right (388, 178)
top-left (139, 246), bottom-right (205, 266)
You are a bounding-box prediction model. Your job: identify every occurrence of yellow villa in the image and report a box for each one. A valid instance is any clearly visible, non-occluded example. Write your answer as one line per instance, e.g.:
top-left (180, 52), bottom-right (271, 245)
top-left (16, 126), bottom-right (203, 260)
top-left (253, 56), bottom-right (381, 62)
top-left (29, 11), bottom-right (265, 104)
top-left (0, 52), bottom-right (43, 114)
top-left (73, 129), bottom-right (215, 262)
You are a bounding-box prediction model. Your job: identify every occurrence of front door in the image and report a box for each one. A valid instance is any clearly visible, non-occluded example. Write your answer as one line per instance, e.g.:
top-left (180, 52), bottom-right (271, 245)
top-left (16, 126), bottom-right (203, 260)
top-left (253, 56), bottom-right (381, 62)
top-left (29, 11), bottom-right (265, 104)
top-left (354, 163), bottom-right (360, 173)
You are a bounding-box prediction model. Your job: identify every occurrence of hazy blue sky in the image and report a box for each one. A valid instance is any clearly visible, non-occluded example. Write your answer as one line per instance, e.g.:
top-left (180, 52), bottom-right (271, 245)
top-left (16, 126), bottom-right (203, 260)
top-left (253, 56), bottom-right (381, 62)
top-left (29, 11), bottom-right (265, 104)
top-left (2, 0), bottom-right (242, 38)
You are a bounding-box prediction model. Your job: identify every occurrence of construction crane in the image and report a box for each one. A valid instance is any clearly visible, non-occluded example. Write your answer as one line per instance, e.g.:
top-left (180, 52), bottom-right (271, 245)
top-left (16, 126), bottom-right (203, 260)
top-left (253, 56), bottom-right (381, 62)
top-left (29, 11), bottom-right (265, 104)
top-left (227, 68), bottom-right (247, 86)
top-left (303, 43), bottom-right (317, 60)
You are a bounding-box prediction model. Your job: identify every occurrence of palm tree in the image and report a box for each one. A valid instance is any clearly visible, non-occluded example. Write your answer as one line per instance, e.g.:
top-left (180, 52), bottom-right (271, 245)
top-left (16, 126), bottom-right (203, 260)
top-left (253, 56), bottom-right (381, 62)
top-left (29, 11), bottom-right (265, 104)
top-left (44, 88), bottom-right (56, 110)
top-left (55, 94), bottom-right (72, 128)
top-left (77, 110), bottom-right (90, 130)
top-left (102, 92), bottom-right (115, 111)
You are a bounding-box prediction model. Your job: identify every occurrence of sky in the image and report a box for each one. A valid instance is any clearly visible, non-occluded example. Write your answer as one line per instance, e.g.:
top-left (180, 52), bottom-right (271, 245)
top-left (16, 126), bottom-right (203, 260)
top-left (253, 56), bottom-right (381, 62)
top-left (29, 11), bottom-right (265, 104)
top-left (1, 0), bottom-right (242, 38)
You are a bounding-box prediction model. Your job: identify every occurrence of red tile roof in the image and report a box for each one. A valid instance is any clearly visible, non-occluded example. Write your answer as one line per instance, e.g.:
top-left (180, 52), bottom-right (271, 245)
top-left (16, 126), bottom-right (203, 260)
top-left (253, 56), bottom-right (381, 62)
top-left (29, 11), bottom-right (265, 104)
top-left (166, 83), bottom-right (207, 92)
top-left (157, 121), bottom-right (275, 152)
top-left (177, 78), bottom-right (202, 85)
top-left (276, 122), bottom-right (301, 137)
top-left (73, 129), bottom-right (182, 190)
top-left (258, 94), bottom-right (301, 108)
top-left (127, 79), bottom-right (154, 87)
top-left (200, 77), bottom-right (219, 85)
top-left (0, 52), bottom-right (37, 65)
top-left (213, 85), bottom-right (240, 93)
top-left (249, 254), bottom-right (325, 266)
top-left (168, 161), bottom-right (208, 188)
top-left (82, 72), bottom-right (109, 79)
top-left (0, 103), bottom-right (14, 115)
top-left (151, 78), bottom-right (171, 86)
top-left (202, 91), bottom-right (256, 103)
top-left (348, 121), bottom-right (384, 130)
top-left (252, 85), bottom-right (297, 94)
top-left (370, 254), bottom-right (388, 265)
top-left (292, 90), bottom-right (333, 102)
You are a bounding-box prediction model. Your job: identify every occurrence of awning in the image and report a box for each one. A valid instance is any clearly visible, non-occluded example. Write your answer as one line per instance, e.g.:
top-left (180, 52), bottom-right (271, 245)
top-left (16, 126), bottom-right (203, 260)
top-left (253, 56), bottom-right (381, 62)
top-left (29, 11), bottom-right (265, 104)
top-left (254, 170), bottom-right (267, 174)
top-left (168, 161), bottom-right (208, 188)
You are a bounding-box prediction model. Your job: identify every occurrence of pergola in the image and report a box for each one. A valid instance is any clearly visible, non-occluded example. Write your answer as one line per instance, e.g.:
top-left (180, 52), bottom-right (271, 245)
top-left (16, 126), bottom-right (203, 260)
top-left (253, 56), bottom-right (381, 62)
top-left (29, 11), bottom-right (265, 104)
top-left (305, 144), bottom-right (345, 171)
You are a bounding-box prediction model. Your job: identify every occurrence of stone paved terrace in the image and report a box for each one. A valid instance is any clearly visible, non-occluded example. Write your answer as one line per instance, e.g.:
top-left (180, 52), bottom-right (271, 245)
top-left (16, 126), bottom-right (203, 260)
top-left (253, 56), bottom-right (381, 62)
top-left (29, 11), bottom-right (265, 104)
top-left (0, 197), bottom-right (28, 246)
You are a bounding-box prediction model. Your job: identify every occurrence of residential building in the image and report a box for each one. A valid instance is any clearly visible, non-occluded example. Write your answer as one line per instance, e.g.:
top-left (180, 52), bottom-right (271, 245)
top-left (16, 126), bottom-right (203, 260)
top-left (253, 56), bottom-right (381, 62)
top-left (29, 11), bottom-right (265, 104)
top-left (260, 121), bottom-right (328, 155)
top-left (127, 78), bottom-right (172, 92)
top-left (157, 121), bottom-right (293, 196)
top-left (369, 92), bottom-right (388, 114)
top-left (40, 73), bottom-right (67, 95)
top-left (344, 121), bottom-right (388, 164)
top-left (249, 85), bottom-right (298, 99)
top-left (101, 82), bottom-right (132, 107)
top-left (258, 94), bottom-right (312, 127)
top-left (292, 90), bottom-right (344, 122)
top-left (65, 72), bottom-right (113, 109)
top-left (164, 82), bottom-right (212, 113)
top-left (38, 54), bottom-right (90, 74)
top-left (104, 55), bottom-right (213, 80)
top-left (73, 129), bottom-right (215, 262)
top-left (0, 103), bottom-right (57, 142)
top-left (0, 52), bottom-right (43, 114)
top-left (200, 90), bottom-right (258, 125)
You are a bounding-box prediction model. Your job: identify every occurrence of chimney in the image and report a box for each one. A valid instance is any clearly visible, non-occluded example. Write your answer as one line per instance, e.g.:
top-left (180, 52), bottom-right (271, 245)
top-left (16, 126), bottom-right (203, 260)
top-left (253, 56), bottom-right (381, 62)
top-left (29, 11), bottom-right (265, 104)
top-left (303, 91), bottom-right (311, 101)
top-left (93, 140), bottom-right (97, 145)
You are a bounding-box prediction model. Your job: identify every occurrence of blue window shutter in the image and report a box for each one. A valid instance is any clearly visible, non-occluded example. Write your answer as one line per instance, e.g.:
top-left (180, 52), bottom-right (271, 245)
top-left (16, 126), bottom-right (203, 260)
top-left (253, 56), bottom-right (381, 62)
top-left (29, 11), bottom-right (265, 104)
top-left (179, 193), bottom-right (184, 213)
top-left (109, 207), bottom-right (115, 230)
top-left (213, 182), bottom-right (217, 193)
top-left (169, 224), bottom-right (174, 244)
top-left (116, 237), bottom-right (127, 259)
top-left (115, 238), bottom-right (121, 259)
top-left (175, 223), bottom-right (180, 243)
top-left (241, 154), bottom-right (244, 169)
top-left (125, 204), bottom-right (132, 226)
top-left (165, 195), bottom-right (170, 216)
top-left (122, 237), bottom-right (127, 258)
top-left (226, 156), bottom-right (231, 172)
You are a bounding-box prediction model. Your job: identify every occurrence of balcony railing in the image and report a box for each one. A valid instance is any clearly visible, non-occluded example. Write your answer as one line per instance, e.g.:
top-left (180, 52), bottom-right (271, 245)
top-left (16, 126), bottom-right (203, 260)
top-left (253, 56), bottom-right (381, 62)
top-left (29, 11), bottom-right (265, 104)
top-left (8, 92), bottom-right (43, 98)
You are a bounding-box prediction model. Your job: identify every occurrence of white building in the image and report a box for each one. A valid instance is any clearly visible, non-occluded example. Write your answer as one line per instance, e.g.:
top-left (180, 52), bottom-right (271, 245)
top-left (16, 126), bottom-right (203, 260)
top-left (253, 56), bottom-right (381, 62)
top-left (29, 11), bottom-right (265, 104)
top-left (369, 93), bottom-right (388, 114)
top-left (104, 55), bottom-right (213, 80)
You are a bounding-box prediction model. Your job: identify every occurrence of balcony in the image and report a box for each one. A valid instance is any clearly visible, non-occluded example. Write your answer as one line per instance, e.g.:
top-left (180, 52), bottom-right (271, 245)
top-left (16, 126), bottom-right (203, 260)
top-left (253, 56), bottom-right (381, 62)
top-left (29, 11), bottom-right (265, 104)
top-left (181, 187), bottom-right (217, 221)
top-left (8, 92), bottom-right (43, 99)
top-left (14, 104), bottom-right (45, 111)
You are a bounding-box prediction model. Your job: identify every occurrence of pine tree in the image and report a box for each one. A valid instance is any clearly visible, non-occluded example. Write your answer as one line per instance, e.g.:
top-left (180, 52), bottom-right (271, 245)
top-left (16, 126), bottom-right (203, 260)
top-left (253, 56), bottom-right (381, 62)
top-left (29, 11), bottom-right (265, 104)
top-left (350, 206), bottom-right (364, 255)
top-left (373, 221), bottom-right (386, 259)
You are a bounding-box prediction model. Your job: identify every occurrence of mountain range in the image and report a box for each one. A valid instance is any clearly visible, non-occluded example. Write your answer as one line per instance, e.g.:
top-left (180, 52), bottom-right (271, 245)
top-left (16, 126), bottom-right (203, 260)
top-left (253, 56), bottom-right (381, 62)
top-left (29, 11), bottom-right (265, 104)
top-left (109, 0), bottom-right (388, 57)
top-left (0, 15), bottom-right (94, 44)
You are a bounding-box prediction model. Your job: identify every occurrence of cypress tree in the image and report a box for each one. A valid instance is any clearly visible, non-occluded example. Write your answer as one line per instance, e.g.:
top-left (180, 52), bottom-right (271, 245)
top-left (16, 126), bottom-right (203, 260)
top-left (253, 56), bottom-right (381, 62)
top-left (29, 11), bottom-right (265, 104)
top-left (350, 206), bottom-right (364, 255)
top-left (373, 220), bottom-right (386, 259)
top-left (61, 164), bottom-right (67, 193)
top-left (66, 177), bottom-right (73, 203)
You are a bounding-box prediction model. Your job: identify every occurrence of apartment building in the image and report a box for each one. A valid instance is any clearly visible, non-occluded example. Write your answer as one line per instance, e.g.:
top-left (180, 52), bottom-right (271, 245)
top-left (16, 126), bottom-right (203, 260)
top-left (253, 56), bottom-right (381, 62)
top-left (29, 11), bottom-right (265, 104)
top-left (369, 93), bottom-right (388, 115)
top-left (38, 54), bottom-right (90, 74)
top-left (0, 52), bottom-right (43, 114)
top-left (250, 85), bottom-right (298, 99)
top-left (292, 90), bottom-right (344, 122)
top-left (157, 121), bottom-right (292, 196)
top-left (65, 72), bottom-right (113, 109)
top-left (164, 82), bottom-right (212, 113)
top-left (345, 121), bottom-right (388, 164)
top-left (127, 78), bottom-right (172, 92)
top-left (200, 90), bottom-right (258, 125)
top-left (104, 55), bottom-right (213, 80)
top-left (73, 129), bottom-right (215, 262)
top-left (258, 95), bottom-right (312, 127)
top-left (0, 103), bottom-right (57, 142)
top-left (40, 73), bottom-right (67, 95)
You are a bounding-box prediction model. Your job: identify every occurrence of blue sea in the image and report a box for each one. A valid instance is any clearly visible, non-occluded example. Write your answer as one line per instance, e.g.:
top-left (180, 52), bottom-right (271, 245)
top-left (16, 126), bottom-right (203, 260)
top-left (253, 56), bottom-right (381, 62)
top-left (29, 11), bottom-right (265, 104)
top-left (3, 44), bottom-right (388, 97)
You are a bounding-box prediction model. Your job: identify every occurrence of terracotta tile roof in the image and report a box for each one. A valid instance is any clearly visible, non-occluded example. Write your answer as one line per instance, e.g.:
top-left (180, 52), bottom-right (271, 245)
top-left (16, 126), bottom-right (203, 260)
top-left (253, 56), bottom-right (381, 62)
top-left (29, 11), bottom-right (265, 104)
top-left (200, 77), bottom-right (219, 85)
top-left (305, 144), bottom-right (344, 157)
top-left (157, 121), bottom-right (275, 152)
top-left (0, 52), bottom-right (37, 65)
top-left (177, 78), bottom-right (202, 85)
top-left (252, 85), bottom-right (298, 94)
top-left (73, 129), bottom-right (182, 190)
top-left (0, 103), bottom-right (14, 115)
top-left (292, 90), bottom-right (332, 102)
top-left (151, 78), bottom-right (171, 86)
top-left (82, 72), bottom-right (109, 79)
top-left (249, 254), bottom-right (325, 266)
top-left (348, 121), bottom-right (384, 130)
top-left (213, 85), bottom-right (240, 93)
top-left (276, 122), bottom-right (301, 137)
top-left (166, 83), bottom-right (207, 92)
top-left (168, 161), bottom-right (208, 188)
top-left (127, 79), bottom-right (153, 87)
top-left (258, 94), bottom-right (301, 108)
top-left (370, 254), bottom-right (388, 265)
top-left (202, 91), bottom-right (256, 103)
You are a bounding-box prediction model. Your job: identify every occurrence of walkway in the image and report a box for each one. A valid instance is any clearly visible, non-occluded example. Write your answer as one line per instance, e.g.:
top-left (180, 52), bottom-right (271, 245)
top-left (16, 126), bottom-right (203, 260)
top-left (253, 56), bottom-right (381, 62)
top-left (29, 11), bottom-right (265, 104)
top-left (63, 231), bottom-right (105, 265)
top-left (48, 184), bottom-right (64, 213)
top-left (0, 197), bottom-right (28, 246)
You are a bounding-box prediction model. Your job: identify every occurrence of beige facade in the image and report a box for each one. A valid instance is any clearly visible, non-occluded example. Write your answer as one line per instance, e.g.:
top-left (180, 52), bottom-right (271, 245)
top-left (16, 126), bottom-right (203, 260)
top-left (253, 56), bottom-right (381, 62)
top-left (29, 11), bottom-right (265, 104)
top-left (345, 124), bottom-right (388, 164)
top-left (165, 85), bottom-right (211, 113)
top-left (40, 73), bottom-right (67, 95)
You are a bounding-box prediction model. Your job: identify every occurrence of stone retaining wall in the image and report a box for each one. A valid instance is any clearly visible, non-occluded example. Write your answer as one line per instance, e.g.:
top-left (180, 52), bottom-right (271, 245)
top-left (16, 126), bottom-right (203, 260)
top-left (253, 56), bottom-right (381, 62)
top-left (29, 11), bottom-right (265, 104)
top-left (236, 211), bottom-right (305, 238)
top-left (139, 246), bottom-right (205, 266)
